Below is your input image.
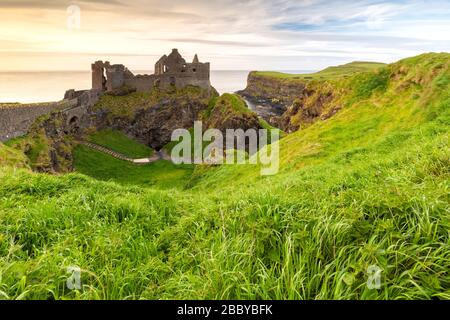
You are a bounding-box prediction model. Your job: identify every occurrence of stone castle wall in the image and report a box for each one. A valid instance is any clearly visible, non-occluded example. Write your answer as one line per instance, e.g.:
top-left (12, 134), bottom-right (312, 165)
top-left (124, 75), bottom-right (155, 92)
top-left (0, 89), bottom-right (102, 142)
top-left (123, 74), bottom-right (210, 92)
top-left (0, 102), bottom-right (70, 141)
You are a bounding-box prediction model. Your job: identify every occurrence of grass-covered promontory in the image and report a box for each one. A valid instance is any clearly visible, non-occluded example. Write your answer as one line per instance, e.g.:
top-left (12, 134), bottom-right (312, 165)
top-left (0, 53), bottom-right (449, 300)
top-left (256, 61), bottom-right (387, 80)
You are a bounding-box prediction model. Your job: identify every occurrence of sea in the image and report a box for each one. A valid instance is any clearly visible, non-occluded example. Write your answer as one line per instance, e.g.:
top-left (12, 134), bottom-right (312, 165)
top-left (0, 70), bottom-right (311, 103)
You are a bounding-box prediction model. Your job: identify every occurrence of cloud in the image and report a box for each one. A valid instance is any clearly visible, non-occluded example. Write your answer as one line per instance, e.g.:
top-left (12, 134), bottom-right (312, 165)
top-left (0, 0), bottom-right (125, 9)
top-left (0, 0), bottom-right (449, 71)
top-left (153, 38), bottom-right (272, 47)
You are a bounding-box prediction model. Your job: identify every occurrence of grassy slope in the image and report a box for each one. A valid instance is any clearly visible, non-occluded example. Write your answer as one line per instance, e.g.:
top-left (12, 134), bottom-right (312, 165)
top-left (256, 61), bottom-right (387, 80)
top-left (0, 53), bottom-right (449, 300)
top-left (88, 129), bottom-right (153, 158)
top-left (202, 93), bottom-right (252, 119)
top-left (74, 133), bottom-right (192, 189)
top-left (4, 129), bottom-right (57, 171)
top-left (73, 145), bottom-right (193, 189)
top-left (0, 142), bottom-right (29, 169)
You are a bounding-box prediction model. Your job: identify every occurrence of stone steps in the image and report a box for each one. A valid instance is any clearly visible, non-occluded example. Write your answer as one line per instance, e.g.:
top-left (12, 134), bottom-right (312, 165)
top-left (78, 141), bottom-right (171, 165)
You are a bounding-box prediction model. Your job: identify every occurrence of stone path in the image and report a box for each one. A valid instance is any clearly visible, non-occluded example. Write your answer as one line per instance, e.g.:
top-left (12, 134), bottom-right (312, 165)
top-left (79, 141), bottom-right (172, 164)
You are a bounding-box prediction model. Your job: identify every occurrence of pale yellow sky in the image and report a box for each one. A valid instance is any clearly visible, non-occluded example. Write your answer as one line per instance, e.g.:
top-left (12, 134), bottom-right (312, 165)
top-left (1, 0), bottom-right (449, 71)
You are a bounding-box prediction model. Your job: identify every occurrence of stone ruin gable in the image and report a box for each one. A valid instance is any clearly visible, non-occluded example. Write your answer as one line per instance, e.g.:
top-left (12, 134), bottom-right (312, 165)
top-left (152, 49), bottom-right (210, 90)
top-left (106, 64), bottom-right (136, 92)
top-left (92, 61), bottom-right (107, 91)
top-left (0, 89), bottom-right (102, 142)
top-left (92, 49), bottom-right (211, 93)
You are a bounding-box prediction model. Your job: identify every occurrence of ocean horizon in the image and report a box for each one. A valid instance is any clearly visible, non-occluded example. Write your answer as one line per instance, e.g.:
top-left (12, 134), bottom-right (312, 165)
top-left (0, 70), bottom-right (314, 103)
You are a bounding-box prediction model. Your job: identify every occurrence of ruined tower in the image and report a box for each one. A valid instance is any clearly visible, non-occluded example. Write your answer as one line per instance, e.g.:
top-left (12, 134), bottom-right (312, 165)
top-left (91, 61), bottom-right (106, 91)
top-left (91, 49), bottom-right (211, 93)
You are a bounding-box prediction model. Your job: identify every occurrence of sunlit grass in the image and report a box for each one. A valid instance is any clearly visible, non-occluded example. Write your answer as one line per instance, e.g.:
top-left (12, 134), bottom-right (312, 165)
top-left (255, 61), bottom-right (387, 80)
top-left (88, 129), bottom-right (153, 158)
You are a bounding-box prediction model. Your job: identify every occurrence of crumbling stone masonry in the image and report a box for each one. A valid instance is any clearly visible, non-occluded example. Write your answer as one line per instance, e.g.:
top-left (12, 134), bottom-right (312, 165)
top-left (0, 103), bottom-right (68, 142)
top-left (0, 89), bottom-right (102, 142)
top-left (92, 49), bottom-right (211, 93)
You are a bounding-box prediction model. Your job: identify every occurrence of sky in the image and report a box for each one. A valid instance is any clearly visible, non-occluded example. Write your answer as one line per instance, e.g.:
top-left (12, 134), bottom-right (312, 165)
top-left (0, 0), bottom-right (450, 71)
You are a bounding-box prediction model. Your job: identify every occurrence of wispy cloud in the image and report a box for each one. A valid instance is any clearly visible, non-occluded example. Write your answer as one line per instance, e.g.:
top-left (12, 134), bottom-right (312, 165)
top-left (154, 38), bottom-right (272, 47)
top-left (0, 0), bottom-right (125, 9)
top-left (0, 0), bottom-right (449, 70)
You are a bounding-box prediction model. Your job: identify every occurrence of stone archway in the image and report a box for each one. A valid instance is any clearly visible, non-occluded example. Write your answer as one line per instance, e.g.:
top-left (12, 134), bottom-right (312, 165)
top-left (67, 116), bottom-right (80, 134)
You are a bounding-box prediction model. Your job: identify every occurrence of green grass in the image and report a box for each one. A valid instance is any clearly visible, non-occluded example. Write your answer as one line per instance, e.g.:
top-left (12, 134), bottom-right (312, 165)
top-left (73, 145), bottom-right (193, 189)
top-left (220, 93), bottom-right (252, 114)
top-left (88, 129), bottom-right (153, 158)
top-left (256, 61), bottom-right (387, 80)
top-left (203, 93), bottom-right (252, 118)
top-left (0, 53), bottom-right (449, 300)
top-left (3, 130), bottom-right (53, 170)
top-left (0, 142), bottom-right (29, 168)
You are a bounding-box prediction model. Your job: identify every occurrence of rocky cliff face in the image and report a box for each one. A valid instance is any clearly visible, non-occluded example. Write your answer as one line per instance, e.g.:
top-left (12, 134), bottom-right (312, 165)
top-left (238, 72), bottom-right (345, 133)
top-left (6, 112), bottom-right (77, 173)
top-left (23, 89), bottom-right (266, 172)
top-left (92, 87), bottom-right (217, 150)
top-left (7, 86), bottom-right (220, 172)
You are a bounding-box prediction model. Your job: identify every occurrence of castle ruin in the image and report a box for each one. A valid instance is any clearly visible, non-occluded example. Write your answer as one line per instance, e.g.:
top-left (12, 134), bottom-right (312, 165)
top-left (91, 49), bottom-right (211, 93)
top-left (0, 49), bottom-right (211, 142)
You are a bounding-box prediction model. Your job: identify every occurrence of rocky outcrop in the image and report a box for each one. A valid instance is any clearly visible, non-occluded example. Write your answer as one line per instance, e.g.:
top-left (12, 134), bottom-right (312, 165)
top-left (238, 72), bottom-right (345, 132)
top-left (92, 87), bottom-right (218, 150)
top-left (6, 86), bottom-right (219, 172)
top-left (7, 111), bottom-right (77, 173)
top-left (238, 72), bottom-right (305, 113)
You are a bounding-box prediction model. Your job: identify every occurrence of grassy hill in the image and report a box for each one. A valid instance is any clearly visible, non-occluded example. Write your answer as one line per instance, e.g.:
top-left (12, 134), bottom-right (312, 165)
top-left (0, 142), bottom-right (29, 169)
top-left (255, 61), bottom-right (387, 80)
top-left (0, 53), bottom-right (449, 300)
